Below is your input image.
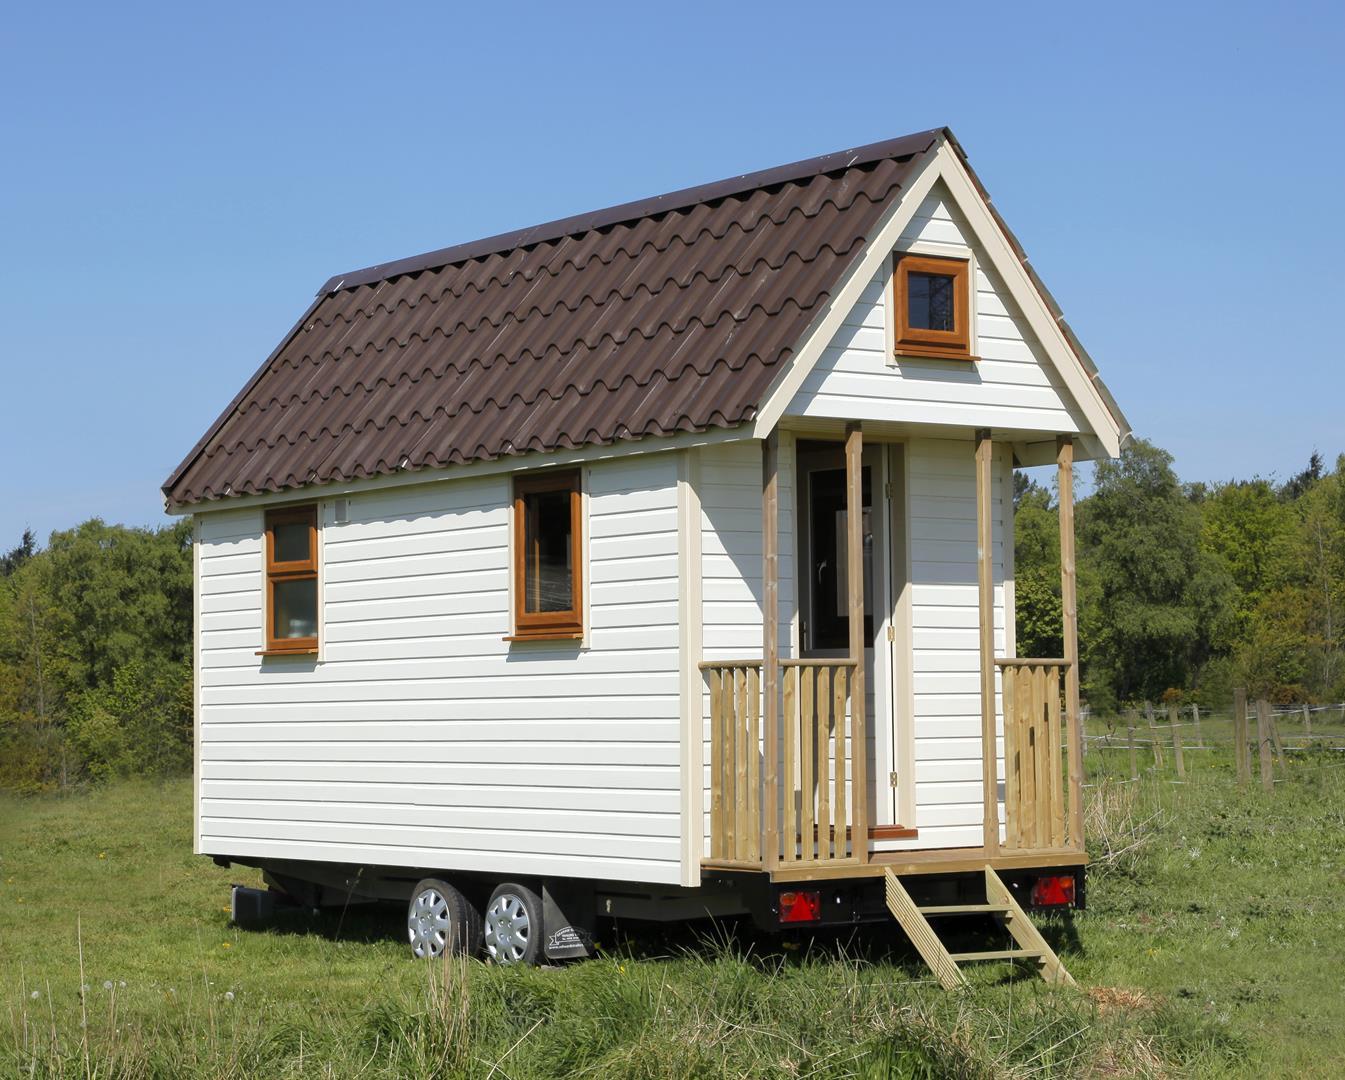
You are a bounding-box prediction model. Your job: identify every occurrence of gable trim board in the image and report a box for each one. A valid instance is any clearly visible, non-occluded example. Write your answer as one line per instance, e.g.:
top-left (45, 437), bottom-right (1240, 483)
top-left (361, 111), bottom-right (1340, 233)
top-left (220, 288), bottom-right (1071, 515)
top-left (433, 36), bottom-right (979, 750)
top-left (164, 424), bottom-right (752, 517)
top-left (753, 139), bottom-right (1125, 459)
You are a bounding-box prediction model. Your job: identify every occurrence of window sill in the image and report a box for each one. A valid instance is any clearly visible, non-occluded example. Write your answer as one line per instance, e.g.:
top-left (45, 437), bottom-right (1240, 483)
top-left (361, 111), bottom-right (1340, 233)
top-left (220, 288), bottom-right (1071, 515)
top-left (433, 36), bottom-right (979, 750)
top-left (891, 347), bottom-right (978, 362)
top-left (256, 647), bottom-right (319, 657)
top-left (503, 631), bottom-right (584, 643)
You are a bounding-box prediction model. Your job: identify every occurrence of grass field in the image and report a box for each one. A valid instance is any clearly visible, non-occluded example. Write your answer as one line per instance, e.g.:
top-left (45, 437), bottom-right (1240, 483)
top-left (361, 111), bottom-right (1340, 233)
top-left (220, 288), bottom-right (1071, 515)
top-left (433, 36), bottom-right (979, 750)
top-left (2, 726), bottom-right (1343, 1078)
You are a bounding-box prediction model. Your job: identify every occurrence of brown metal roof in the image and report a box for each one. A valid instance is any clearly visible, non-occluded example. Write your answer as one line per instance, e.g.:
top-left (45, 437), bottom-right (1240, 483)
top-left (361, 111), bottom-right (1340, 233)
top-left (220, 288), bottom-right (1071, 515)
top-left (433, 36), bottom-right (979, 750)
top-left (163, 129), bottom-right (944, 508)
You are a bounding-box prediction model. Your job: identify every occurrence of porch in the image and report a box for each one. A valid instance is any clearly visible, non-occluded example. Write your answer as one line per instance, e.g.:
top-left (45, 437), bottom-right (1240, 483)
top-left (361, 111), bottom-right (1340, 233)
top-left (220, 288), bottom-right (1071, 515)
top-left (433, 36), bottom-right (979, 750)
top-left (699, 425), bottom-right (1086, 882)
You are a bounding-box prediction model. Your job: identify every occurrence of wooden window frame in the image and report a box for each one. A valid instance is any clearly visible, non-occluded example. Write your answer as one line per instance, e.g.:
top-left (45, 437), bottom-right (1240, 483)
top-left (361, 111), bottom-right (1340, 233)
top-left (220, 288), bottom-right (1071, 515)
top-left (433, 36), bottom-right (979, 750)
top-left (891, 252), bottom-right (974, 360)
top-left (260, 504), bottom-right (319, 655)
top-left (509, 469), bottom-right (584, 641)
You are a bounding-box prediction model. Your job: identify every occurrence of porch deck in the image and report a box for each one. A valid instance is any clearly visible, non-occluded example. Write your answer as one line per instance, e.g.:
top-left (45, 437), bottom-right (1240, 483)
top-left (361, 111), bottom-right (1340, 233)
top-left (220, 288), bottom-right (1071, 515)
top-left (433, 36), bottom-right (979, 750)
top-left (700, 425), bottom-right (1085, 885)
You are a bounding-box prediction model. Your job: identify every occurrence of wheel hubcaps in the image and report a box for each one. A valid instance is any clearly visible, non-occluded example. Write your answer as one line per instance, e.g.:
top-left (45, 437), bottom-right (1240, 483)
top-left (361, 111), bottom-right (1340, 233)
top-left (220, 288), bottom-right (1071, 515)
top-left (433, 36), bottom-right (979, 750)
top-left (408, 889), bottom-right (451, 958)
top-left (484, 894), bottom-right (531, 964)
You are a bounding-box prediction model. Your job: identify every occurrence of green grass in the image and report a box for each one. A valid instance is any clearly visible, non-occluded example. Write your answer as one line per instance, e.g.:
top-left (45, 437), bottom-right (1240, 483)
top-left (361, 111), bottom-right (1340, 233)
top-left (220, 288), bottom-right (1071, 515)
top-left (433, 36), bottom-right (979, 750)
top-left (1, 731), bottom-right (1342, 1078)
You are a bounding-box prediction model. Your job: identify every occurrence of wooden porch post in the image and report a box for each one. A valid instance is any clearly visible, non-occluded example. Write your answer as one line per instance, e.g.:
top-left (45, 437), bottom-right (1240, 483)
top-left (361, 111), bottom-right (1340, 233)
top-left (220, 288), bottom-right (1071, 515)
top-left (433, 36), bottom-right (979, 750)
top-left (975, 430), bottom-right (1000, 856)
top-left (1058, 436), bottom-right (1085, 849)
top-left (845, 422), bottom-right (869, 862)
top-left (761, 431), bottom-right (780, 868)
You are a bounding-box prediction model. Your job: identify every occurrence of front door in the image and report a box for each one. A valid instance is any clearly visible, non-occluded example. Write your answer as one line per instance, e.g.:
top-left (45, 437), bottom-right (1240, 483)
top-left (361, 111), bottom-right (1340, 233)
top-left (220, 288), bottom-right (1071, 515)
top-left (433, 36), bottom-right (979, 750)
top-left (796, 440), bottom-right (895, 832)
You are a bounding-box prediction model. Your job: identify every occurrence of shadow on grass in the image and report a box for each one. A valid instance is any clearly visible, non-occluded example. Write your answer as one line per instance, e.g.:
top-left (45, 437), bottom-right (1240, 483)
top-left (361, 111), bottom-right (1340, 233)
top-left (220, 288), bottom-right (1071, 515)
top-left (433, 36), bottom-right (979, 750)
top-left (241, 893), bottom-right (1087, 988)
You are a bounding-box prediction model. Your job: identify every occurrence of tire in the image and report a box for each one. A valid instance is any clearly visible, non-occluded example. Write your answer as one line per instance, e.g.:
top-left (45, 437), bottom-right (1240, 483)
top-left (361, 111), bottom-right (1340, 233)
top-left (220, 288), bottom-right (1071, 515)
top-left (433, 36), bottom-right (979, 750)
top-left (407, 877), bottom-right (483, 960)
top-left (484, 882), bottom-right (543, 966)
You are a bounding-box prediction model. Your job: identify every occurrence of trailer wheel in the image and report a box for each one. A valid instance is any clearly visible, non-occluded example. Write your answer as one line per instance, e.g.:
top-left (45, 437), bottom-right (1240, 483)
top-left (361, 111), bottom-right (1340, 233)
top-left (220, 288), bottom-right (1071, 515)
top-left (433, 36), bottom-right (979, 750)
top-left (484, 882), bottom-right (543, 966)
top-left (407, 878), bottom-right (482, 959)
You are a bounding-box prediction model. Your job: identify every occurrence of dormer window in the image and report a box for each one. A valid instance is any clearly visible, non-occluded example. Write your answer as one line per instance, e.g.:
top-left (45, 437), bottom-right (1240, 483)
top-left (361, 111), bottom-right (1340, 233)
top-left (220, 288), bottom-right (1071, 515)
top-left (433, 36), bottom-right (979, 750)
top-left (892, 253), bottom-right (972, 360)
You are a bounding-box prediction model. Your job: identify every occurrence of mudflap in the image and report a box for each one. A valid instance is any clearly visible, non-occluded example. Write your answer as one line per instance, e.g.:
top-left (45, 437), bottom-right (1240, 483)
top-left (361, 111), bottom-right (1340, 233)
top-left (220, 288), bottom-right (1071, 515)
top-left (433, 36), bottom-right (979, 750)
top-left (542, 881), bottom-right (596, 961)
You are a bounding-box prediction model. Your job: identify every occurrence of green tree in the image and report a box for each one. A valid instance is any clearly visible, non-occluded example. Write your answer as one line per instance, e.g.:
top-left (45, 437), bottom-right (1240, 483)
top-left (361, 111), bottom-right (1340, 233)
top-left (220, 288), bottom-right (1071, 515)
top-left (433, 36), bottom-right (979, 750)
top-left (1013, 479), bottom-right (1063, 658)
top-left (42, 519), bottom-right (193, 691)
top-left (1077, 439), bottom-right (1237, 706)
top-left (0, 519), bottom-right (193, 791)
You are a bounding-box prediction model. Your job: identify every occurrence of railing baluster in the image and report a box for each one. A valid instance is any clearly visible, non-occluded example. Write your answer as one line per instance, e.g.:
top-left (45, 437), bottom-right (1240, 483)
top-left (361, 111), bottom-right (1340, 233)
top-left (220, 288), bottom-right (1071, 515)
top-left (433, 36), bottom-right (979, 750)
top-left (722, 668), bottom-right (737, 859)
top-left (1015, 663), bottom-right (1036, 846)
top-left (1047, 665), bottom-right (1064, 849)
top-left (833, 666), bottom-right (847, 860)
top-left (800, 668), bottom-right (815, 862)
top-left (747, 666), bottom-right (761, 864)
top-left (1032, 664), bottom-right (1049, 849)
top-left (708, 668), bottom-right (724, 860)
top-left (812, 667), bottom-right (823, 860)
top-left (782, 665), bottom-right (797, 863)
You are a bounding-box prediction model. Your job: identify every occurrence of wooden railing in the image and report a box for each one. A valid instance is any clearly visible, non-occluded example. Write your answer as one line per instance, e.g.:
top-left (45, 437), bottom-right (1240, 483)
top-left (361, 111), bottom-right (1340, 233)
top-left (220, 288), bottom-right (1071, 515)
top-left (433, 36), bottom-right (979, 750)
top-left (779, 659), bottom-right (856, 865)
top-left (701, 658), bottom-right (857, 868)
top-left (702, 661), bottom-right (762, 864)
top-left (996, 658), bottom-right (1080, 850)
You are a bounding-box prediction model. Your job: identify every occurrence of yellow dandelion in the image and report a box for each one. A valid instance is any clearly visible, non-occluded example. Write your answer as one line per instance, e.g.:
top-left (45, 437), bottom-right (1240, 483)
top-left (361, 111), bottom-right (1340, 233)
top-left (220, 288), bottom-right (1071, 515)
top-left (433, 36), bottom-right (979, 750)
top-left (98, 853), bottom-right (106, 860)
top-left (220, 942), bottom-right (232, 950)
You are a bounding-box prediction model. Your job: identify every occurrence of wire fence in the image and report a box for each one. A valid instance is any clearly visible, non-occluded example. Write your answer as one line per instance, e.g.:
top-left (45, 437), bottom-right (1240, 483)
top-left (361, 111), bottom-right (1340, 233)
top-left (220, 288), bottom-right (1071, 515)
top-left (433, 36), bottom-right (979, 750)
top-left (1077, 696), bottom-right (1345, 791)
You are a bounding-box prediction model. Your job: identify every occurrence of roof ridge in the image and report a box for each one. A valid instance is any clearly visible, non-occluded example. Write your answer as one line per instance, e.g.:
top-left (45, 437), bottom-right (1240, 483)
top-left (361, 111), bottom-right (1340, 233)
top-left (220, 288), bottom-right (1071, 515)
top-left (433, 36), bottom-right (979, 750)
top-left (318, 128), bottom-right (946, 295)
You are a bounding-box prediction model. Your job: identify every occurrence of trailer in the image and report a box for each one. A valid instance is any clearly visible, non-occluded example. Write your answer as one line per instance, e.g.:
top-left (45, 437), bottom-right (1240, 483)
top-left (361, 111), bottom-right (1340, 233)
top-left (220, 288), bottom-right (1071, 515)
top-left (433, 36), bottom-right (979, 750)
top-left (163, 127), bottom-right (1128, 986)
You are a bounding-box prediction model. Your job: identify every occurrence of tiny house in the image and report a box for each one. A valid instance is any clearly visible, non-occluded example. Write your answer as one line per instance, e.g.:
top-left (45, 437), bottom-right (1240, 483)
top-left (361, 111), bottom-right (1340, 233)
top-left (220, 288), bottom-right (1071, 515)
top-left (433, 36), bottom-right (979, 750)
top-left (164, 128), bottom-right (1128, 984)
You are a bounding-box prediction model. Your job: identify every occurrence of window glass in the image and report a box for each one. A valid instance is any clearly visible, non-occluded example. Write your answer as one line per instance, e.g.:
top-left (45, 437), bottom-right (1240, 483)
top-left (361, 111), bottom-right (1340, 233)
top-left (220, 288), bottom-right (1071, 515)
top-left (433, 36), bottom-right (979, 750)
top-left (273, 577), bottom-right (318, 640)
top-left (523, 489), bottom-right (573, 613)
top-left (908, 272), bottom-right (956, 332)
top-left (273, 520), bottom-right (311, 563)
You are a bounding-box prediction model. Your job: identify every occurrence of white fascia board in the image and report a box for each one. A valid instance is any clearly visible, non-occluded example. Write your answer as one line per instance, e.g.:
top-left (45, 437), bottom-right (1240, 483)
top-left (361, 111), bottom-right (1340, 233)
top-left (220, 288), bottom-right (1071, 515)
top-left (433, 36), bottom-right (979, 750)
top-left (755, 140), bottom-right (1122, 458)
top-left (166, 424), bottom-right (754, 517)
top-left (935, 150), bottom-right (1121, 457)
top-left (751, 144), bottom-right (946, 436)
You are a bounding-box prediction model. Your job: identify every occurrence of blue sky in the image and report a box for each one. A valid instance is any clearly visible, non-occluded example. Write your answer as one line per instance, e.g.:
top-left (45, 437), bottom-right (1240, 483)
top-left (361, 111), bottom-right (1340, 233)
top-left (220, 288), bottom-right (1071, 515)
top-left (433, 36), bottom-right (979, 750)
top-left (2, 1), bottom-right (1341, 544)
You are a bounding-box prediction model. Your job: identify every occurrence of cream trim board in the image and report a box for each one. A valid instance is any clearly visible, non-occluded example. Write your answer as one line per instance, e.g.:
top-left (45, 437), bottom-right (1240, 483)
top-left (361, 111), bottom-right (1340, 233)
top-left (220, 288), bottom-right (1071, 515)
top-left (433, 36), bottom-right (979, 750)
top-left (168, 425), bottom-right (751, 518)
top-left (676, 449), bottom-right (704, 885)
top-left (752, 146), bottom-right (947, 436)
top-left (192, 515), bottom-right (202, 855)
top-left (888, 442), bottom-right (917, 827)
top-left (1000, 450), bottom-right (1016, 659)
top-left (935, 148), bottom-right (1121, 455)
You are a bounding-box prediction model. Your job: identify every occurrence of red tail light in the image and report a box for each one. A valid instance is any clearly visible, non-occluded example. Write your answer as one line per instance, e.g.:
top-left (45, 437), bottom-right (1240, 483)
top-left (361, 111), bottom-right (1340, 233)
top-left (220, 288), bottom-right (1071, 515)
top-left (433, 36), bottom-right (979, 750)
top-left (1030, 875), bottom-right (1076, 907)
top-left (778, 890), bottom-right (822, 923)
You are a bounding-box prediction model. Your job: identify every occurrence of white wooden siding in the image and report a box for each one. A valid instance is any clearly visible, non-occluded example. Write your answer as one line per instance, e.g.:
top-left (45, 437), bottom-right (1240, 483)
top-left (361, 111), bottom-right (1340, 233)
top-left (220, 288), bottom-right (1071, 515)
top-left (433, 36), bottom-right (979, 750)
top-left (196, 454), bottom-right (685, 885)
top-left (697, 438), bottom-right (796, 852)
top-left (896, 436), bottom-right (1007, 850)
top-left (786, 181), bottom-right (1080, 434)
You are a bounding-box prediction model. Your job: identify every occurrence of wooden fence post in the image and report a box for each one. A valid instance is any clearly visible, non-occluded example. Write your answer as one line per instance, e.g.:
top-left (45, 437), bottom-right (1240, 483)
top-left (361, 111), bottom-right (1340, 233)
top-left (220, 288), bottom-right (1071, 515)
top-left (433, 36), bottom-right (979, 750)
top-left (1126, 709), bottom-right (1139, 780)
top-left (1145, 701), bottom-right (1156, 728)
top-left (1233, 689), bottom-right (1250, 787)
top-left (1268, 709), bottom-right (1286, 769)
top-left (1191, 703), bottom-right (1203, 748)
top-left (1168, 704), bottom-right (1185, 779)
top-left (1302, 703), bottom-right (1311, 739)
top-left (1255, 699), bottom-right (1274, 792)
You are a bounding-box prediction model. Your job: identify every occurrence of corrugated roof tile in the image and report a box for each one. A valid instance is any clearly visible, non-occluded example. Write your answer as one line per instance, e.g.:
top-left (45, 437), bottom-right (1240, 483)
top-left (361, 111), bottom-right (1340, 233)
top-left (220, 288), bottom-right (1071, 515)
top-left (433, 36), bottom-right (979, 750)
top-left (164, 131), bottom-right (945, 508)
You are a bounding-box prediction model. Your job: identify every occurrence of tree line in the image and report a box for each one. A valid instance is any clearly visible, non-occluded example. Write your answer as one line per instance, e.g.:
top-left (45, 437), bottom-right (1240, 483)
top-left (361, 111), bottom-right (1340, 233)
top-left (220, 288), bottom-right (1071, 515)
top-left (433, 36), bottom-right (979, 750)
top-left (0, 520), bottom-right (192, 792)
top-left (1, 439), bottom-right (1341, 792)
top-left (1016, 439), bottom-right (1344, 711)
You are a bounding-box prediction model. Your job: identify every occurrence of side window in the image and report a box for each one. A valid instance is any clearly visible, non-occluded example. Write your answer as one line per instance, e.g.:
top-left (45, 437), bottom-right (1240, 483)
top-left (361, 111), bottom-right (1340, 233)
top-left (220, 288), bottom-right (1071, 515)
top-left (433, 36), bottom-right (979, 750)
top-left (892, 253), bottom-right (972, 360)
top-left (263, 505), bottom-right (318, 653)
top-left (511, 470), bottom-right (583, 640)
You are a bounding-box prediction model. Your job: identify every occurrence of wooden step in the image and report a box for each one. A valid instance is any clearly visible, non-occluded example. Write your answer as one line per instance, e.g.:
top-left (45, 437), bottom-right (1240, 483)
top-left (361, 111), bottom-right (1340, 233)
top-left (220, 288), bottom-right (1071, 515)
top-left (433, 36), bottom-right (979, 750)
top-left (948, 948), bottom-right (1044, 962)
top-left (883, 866), bottom-right (1077, 990)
